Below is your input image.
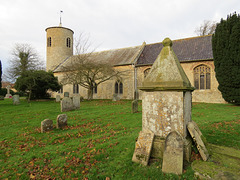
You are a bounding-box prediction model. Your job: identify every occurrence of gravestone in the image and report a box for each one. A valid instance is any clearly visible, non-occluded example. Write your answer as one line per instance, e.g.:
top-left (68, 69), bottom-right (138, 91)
top-left (112, 94), bottom-right (120, 101)
top-left (5, 85), bottom-right (12, 98)
top-left (72, 95), bottom-right (80, 109)
top-left (61, 97), bottom-right (74, 112)
top-left (132, 129), bottom-right (154, 166)
top-left (41, 119), bottom-right (53, 133)
top-left (64, 92), bottom-right (69, 97)
top-left (162, 131), bottom-right (184, 175)
top-left (187, 121), bottom-right (209, 161)
top-left (56, 95), bottom-right (61, 102)
top-left (13, 95), bottom-right (20, 105)
top-left (131, 100), bottom-right (138, 113)
top-left (56, 114), bottom-right (67, 129)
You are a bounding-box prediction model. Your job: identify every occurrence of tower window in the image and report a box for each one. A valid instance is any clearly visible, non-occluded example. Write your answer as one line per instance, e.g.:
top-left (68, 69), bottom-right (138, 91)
top-left (66, 37), bottom-right (71, 48)
top-left (47, 37), bottom-right (52, 47)
top-left (194, 65), bottom-right (211, 90)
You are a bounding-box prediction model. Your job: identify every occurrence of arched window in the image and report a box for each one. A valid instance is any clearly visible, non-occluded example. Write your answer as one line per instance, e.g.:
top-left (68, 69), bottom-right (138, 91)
top-left (194, 65), bottom-right (211, 90)
top-left (144, 68), bottom-right (151, 78)
top-left (115, 81), bottom-right (123, 94)
top-left (73, 84), bottom-right (79, 94)
top-left (47, 37), bottom-right (52, 47)
top-left (66, 37), bottom-right (71, 48)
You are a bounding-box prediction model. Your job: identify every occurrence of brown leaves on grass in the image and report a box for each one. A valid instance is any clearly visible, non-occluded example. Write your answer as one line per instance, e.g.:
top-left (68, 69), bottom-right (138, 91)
top-left (211, 119), bottom-right (240, 134)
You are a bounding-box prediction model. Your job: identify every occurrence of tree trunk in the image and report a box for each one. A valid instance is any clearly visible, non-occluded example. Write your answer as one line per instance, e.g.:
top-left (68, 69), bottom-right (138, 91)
top-left (28, 90), bottom-right (32, 103)
top-left (87, 88), bottom-right (93, 100)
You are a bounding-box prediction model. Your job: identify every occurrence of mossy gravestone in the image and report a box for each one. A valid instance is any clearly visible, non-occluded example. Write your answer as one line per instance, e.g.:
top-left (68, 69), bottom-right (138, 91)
top-left (61, 97), bottom-right (74, 112)
top-left (131, 100), bottom-right (138, 113)
top-left (187, 121), bottom-right (209, 161)
top-left (41, 119), bottom-right (53, 133)
top-left (162, 131), bottom-right (184, 175)
top-left (72, 95), bottom-right (80, 109)
top-left (132, 129), bottom-right (154, 166)
top-left (56, 95), bottom-right (61, 102)
top-left (13, 95), bottom-right (20, 105)
top-left (56, 114), bottom-right (67, 129)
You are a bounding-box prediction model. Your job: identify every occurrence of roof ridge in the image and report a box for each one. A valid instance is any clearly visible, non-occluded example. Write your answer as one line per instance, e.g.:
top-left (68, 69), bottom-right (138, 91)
top-left (145, 34), bottom-right (212, 46)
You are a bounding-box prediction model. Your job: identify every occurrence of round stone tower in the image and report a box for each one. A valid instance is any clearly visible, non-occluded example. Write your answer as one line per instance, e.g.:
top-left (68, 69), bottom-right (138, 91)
top-left (45, 25), bottom-right (74, 71)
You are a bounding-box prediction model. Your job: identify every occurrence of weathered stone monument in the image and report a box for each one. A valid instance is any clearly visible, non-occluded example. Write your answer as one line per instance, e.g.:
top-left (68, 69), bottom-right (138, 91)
top-left (5, 85), bottom-right (12, 98)
top-left (72, 95), bottom-right (80, 109)
top-left (56, 95), bottom-right (61, 102)
top-left (112, 94), bottom-right (120, 101)
top-left (132, 129), bottom-right (154, 166)
top-left (41, 119), bottom-right (53, 133)
top-left (61, 97), bottom-right (74, 112)
top-left (133, 38), bottom-right (195, 173)
top-left (162, 131), bottom-right (184, 175)
top-left (187, 121), bottom-right (209, 161)
top-left (131, 100), bottom-right (138, 113)
top-left (56, 114), bottom-right (67, 129)
top-left (13, 95), bottom-right (20, 105)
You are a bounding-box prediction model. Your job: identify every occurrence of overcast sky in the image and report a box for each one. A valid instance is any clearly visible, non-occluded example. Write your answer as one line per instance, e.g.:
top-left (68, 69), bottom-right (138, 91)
top-left (0, 0), bottom-right (239, 76)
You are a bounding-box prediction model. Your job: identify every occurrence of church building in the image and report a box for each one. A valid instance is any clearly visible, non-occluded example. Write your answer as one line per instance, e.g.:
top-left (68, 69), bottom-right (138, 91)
top-left (45, 24), bottom-right (225, 104)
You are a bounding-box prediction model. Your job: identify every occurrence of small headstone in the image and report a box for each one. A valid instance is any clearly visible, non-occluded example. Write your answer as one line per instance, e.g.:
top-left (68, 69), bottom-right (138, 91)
top-left (13, 95), bottom-right (20, 105)
top-left (41, 119), bottom-right (53, 133)
top-left (112, 94), bottom-right (120, 101)
top-left (132, 129), bottom-right (154, 166)
top-left (72, 95), bottom-right (80, 109)
top-left (56, 114), bottom-right (67, 129)
top-left (56, 95), bottom-right (61, 102)
top-left (162, 131), bottom-right (184, 175)
top-left (187, 121), bottom-right (209, 161)
top-left (64, 92), bottom-right (69, 97)
top-left (61, 97), bottom-right (74, 112)
top-left (131, 100), bottom-right (138, 113)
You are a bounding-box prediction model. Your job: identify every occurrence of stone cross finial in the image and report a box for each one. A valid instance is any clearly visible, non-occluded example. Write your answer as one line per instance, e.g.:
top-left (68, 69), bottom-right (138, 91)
top-left (6, 85), bottom-right (11, 94)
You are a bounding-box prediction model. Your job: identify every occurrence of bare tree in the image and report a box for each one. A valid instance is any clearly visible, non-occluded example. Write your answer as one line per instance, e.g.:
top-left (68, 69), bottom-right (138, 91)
top-left (6, 43), bottom-right (44, 81)
top-left (61, 34), bottom-right (125, 100)
top-left (195, 20), bottom-right (217, 36)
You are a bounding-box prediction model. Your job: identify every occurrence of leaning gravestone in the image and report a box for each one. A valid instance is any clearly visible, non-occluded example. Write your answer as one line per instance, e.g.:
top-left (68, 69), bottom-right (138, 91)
top-left (13, 95), bottom-right (20, 105)
top-left (56, 95), bottom-right (61, 102)
top-left (56, 114), bottom-right (67, 129)
top-left (72, 95), bottom-right (80, 109)
top-left (162, 131), bottom-right (184, 175)
top-left (131, 100), bottom-right (138, 113)
top-left (61, 97), bottom-right (74, 112)
top-left (187, 121), bottom-right (209, 161)
top-left (132, 129), bottom-right (154, 166)
top-left (41, 119), bottom-right (53, 133)
top-left (64, 92), bottom-right (69, 97)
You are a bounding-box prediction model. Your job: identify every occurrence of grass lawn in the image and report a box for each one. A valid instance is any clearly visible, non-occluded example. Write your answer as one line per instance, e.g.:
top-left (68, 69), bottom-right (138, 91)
top-left (0, 99), bottom-right (239, 179)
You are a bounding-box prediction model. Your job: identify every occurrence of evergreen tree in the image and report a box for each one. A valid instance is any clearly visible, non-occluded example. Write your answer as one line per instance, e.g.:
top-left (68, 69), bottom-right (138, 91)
top-left (0, 60), bottom-right (2, 88)
top-left (15, 70), bottom-right (60, 101)
top-left (212, 12), bottom-right (240, 105)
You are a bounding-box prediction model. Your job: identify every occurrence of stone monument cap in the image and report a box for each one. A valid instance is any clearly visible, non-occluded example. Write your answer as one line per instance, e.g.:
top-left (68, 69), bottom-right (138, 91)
top-left (139, 37), bottom-right (194, 91)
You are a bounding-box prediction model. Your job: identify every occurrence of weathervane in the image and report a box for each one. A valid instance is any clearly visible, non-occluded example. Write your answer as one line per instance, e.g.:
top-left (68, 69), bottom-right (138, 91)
top-left (59, 10), bottom-right (63, 26)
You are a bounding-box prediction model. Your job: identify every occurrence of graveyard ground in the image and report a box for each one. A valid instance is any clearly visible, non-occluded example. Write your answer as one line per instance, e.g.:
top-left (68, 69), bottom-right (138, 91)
top-left (0, 99), bottom-right (239, 179)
